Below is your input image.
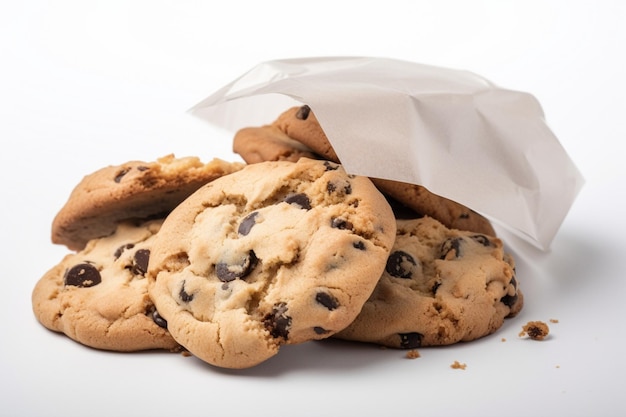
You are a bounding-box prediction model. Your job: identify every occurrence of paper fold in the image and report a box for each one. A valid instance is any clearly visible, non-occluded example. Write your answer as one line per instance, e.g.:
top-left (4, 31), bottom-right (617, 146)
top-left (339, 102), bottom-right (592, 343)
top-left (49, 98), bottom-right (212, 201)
top-left (189, 56), bottom-right (584, 251)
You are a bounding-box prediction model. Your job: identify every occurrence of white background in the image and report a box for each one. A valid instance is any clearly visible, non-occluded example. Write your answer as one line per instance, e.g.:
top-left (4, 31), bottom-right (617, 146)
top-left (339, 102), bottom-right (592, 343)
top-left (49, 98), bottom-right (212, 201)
top-left (2, 1), bottom-right (625, 416)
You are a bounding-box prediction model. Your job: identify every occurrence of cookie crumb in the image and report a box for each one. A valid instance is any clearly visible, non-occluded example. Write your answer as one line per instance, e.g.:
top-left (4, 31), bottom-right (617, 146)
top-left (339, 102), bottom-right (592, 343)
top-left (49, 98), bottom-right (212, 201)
top-left (519, 321), bottom-right (550, 340)
top-left (501, 337), bottom-right (506, 342)
top-left (450, 360), bottom-right (466, 370)
top-left (406, 349), bottom-right (420, 359)
top-left (181, 350), bottom-right (192, 357)
top-left (550, 318), bottom-right (559, 324)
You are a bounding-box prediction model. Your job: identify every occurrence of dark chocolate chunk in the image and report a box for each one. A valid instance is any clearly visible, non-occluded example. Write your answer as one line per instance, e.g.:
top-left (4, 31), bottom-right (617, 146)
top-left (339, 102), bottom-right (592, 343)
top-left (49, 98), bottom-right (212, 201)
top-left (313, 327), bottom-right (330, 335)
top-left (238, 211), bottom-right (259, 236)
top-left (353, 240), bottom-right (366, 250)
top-left (179, 280), bottom-right (194, 303)
top-left (151, 309), bottom-right (168, 329)
top-left (113, 167), bottom-right (131, 183)
top-left (386, 250), bottom-right (418, 279)
top-left (114, 243), bottom-right (135, 259)
top-left (283, 193), bottom-right (311, 210)
top-left (471, 234), bottom-right (492, 247)
top-left (500, 293), bottom-right (519, 308)
top-left (64, 263), bottom-right (102, 287)
top-left (264, 302), bottom-right (291, 339)
top-left (399, 332), bottom-right (423, 349)
top-left (500, 274), bottom-right (519, 308)
top-left (431, 281), bottom-right (442, 294)
top-left (215, 250), bottom-right (258, 282)
top-left (315, 291), bottom-right (339, 310)
top-left (131, 249), bottom-right (150, 276)
top-left (323, 161), bottom-right (339, 171)
top-left (331, 217), bottom-right (353, 231)
top-left (296, 105), bottom-right (310, 120)
top-left (440, 237), bottom-right (463, 259)
top-left (459, 212), bottom-right (470, 219)
top-left (326, 181), bottom-right (352, 195)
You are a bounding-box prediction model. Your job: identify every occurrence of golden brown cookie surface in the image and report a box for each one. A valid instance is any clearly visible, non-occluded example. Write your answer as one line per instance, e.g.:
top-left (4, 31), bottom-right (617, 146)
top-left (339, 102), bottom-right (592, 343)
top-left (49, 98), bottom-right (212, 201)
top-left (52, 154), bottom-right (244, 250)
top-left (32, 219), bottom-right (180, 352)
top-left (334, 216), bottom-right (523, 348)
top-left (233, 124), bottom-right (319, 164)
top-left (147, 158), bottom-right (396, 368)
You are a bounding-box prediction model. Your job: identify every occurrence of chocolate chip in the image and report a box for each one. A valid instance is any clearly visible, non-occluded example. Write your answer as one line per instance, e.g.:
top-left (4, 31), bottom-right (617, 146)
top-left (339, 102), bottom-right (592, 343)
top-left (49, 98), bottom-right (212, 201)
top-left (399, 332), bottom-right (423, 349)
top-left (114, 243), bottom-right (135, 259)
top-left (215, 250), bottom-right (258, 282)
top-left (64, 263), bottom-right (102, 287)
top-left (431, 281), bottom-right (441, 294)
top-left (459, 213), bottom-right (470, 219)
top-left (296, 105), bottom-right (310, 120)
top-left (353, 241), bottom-right (366, 250)
top-left (440, 237), bottom-right (463, 259)
top-left (313, 327), bottom-right (330, 335)
top-left (500, 293), bottom-right (519, 308)
top-left (323, 161), bottom-right (339, 171)
top-left (471, 235), bottom-right (492, 247)
top-left (264, 302), bottom-right (291, 339)
top-left (331, 217), bottom-right (353, 231)
top-left (315, 291), bottom-right (339, 310)
top-left (510, 275), bottom-right (518, 289)
top-left (131, 249), bottom-right (150, 276)
top-left (151, 309), bottom-right (168, 329)
top-left (283, 193), bottom-right (311, 210)
top-left (327, 181), bottom-right (352, 195)
top-left (113, 167), bottom-right (131, 183)
top-left (179, 280), bottom-right (194, 302)
top-left (386, 251), bottom-right (418, 279)
top-left (238, 211), bottom-right (259, 236)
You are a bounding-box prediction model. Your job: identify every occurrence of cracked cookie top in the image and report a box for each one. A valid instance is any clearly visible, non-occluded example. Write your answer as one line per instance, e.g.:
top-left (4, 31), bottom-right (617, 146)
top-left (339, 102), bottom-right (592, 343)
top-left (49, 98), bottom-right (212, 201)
top-left (147, 158), bottom-right (396, 369)
top-left (51, 154), bottom-right (244, 251)
top-left (32, 219), bottom-right (180, 352)
top-left (334, 216), bottom-right (523, 348)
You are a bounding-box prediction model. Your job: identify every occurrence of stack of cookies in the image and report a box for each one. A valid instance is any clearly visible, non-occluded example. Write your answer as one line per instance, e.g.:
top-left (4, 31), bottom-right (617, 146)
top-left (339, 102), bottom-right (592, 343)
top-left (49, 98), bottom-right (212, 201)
top-left (32, 107), bottom-right (523, 369)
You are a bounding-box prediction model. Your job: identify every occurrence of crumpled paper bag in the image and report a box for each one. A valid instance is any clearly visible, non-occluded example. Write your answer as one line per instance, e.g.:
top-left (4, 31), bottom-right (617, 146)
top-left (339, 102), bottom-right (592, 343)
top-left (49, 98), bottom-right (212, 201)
top-left (189, 56), bottom-right (584, 251)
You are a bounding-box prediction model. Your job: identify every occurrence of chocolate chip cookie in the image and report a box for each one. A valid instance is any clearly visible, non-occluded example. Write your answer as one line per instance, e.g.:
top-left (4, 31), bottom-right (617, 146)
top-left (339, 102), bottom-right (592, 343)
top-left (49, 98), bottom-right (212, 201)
top-left (334, 216), bottom-right (523, 348)
top-left (238, 105), bottom-right (495, 236)
top-left (52, 154), bottom-right (244, 251)
top-left (147, 158), bottom-right (397, 368)
top-left (32, 219), bottom-right (180, 352)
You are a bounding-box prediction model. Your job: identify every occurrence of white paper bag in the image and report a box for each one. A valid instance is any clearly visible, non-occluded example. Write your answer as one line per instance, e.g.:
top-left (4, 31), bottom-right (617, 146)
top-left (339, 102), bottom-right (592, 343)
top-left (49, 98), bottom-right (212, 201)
top-left (189, 57), bottom-right (584, 251)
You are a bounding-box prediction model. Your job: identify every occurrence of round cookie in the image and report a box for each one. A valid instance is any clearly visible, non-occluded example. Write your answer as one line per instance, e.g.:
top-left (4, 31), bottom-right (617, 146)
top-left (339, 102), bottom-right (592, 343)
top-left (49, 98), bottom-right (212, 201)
top-left (147, 158), bottom-right (397, 369)
top-left (270, 105), bottom-right (496, 236)
top-left (52, 154), bottom-right (244, 251)
top-left (334, 216), bottom-right (523, 348)
top-left (32, 219), bottom-right (180, 352)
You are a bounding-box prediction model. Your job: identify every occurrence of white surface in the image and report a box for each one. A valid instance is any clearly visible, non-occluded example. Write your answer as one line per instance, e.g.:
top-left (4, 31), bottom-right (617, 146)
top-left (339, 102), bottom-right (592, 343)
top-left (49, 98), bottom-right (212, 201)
top-left (1, 1), bottom-right (624, 417)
